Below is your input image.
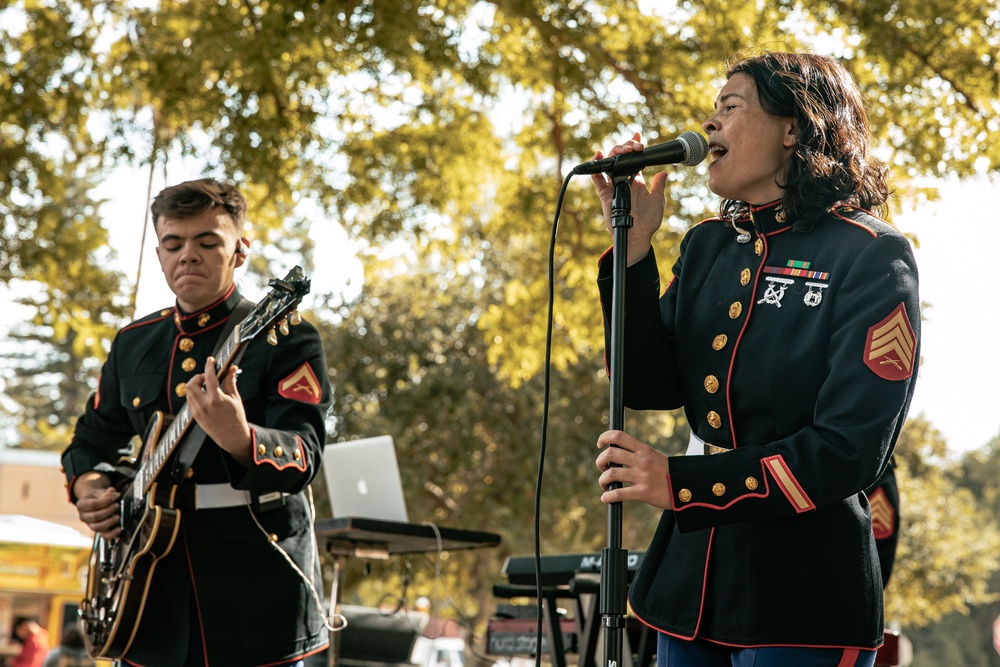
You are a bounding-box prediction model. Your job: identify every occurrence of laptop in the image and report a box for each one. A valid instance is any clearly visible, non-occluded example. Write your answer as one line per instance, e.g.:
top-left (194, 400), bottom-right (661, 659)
top-left (321, 435), bottom-right (409, 523)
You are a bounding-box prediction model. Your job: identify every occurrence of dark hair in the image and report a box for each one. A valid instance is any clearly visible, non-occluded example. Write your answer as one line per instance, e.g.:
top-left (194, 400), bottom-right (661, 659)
top-left (150, 178), bottom-right (247, 230)
top-left (61, 623), bottom-right (87, 649)
top-left (11, 616), bottom-right (36, 641)
top-left (720, 51), bottom-right (890, 228)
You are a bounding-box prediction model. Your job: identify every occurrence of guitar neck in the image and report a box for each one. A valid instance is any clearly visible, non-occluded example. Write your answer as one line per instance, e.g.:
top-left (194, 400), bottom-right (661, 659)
top-left (132, 324), bottom-right (243, 497)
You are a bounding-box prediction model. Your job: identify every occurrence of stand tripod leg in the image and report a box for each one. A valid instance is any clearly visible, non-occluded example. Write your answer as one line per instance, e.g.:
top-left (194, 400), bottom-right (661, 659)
top-left (327, 555), bottom-right (345, 667)
top-left (541, 594), bottom-right (567, 667)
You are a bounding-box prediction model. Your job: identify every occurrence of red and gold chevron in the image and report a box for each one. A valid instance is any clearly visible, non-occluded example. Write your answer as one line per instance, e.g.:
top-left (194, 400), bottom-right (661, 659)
top-left (864, 303), bottom-right (915, 381)
top-left (868, 487), bottom-right (896, 540)
top-left (278, 362), bottom-right (323, 404)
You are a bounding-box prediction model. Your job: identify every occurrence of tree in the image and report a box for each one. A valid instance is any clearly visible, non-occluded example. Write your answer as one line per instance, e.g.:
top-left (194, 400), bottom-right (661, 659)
top-left (885, 416), bottom-right (1000, 627)
top-left (899, 430), bottom-right (1000, 666)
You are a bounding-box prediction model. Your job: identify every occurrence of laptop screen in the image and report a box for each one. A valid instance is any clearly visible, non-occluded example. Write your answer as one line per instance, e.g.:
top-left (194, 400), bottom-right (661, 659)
top-left (321, 436), bottom-right (409, 523)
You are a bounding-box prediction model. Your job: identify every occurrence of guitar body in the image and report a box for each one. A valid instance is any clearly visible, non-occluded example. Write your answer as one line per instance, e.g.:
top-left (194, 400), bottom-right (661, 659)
top-left (81, 411), bottom-right (183, 659)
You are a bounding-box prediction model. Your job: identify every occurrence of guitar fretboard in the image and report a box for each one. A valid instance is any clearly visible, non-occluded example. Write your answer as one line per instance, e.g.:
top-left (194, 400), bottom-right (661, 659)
top-left (127, 326), bottom-right (241, 505)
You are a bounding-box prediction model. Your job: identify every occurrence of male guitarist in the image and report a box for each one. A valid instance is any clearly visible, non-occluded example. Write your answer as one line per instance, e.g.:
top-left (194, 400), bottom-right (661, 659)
top-left (61, 178), bottom-right (333, 667)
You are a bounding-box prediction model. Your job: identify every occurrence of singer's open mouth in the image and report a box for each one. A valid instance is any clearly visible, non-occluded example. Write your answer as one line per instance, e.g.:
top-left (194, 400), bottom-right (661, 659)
top-left (709, 144), bottom-right (728, 160)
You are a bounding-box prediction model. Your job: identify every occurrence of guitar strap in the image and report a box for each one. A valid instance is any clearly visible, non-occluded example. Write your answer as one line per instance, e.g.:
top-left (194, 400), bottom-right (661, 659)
top-left (169, 297), bottom-right (255, 482)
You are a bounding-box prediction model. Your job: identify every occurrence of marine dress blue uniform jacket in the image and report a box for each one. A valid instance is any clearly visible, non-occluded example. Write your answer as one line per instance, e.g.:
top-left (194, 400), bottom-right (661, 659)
top-left (597, 201), bottom-right (920, 650)
top-left (63, 285), bottom-right (333, 667)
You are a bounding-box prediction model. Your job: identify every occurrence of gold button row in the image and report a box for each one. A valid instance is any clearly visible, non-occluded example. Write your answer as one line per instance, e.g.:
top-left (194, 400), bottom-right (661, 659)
top-left (255, 443), bottom-right (302, 461)
top-left (676, 477), bottom-right (760, 505)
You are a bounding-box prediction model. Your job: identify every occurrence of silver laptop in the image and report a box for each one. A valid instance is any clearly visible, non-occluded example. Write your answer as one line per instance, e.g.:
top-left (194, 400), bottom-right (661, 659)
top-left (322, 436), bottom-right (409, 522)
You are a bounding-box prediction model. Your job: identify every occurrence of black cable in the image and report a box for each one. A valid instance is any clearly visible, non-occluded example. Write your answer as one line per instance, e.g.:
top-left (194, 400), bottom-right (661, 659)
top-left (532, 171), bottom-right (575, 666)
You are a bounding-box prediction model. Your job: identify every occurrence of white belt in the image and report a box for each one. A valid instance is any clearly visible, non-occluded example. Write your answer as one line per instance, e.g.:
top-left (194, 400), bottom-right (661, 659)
top-left (685, 432), bottom-right (731, 456)
top-left (194, 483), bottom-right (251, 510)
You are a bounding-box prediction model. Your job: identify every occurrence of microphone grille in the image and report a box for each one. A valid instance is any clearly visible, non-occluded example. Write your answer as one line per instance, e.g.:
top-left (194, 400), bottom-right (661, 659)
top-left (678, 131), bottom-right (708, 166)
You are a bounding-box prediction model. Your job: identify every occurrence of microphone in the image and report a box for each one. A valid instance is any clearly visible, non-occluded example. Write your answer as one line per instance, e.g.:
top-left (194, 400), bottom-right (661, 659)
top-left (572, 131), bottom-right (708, 175)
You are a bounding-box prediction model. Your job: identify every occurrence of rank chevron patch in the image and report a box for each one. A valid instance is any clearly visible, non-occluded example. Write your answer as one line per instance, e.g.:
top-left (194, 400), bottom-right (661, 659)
top-left (864, 303), bottom-right (916, 381)
top-left (278, 362), bottom-right (323, 404)
top-left (868, 487), bottom-right (896, 540)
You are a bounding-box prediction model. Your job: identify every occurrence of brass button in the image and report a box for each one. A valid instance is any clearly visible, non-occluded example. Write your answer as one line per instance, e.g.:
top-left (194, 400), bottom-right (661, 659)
top-left (712, 334), bottom-right (728, 351)
top-left (273, 446), bottom-right (284, 457)
top-left (257, 443), bottom-right (267, 456)
top-left (745, 476), bottom-right (759, 491)
top-left (740, 268), bottom-right (751, 286)
top-left (132, 396), bottom-right (141, 407)
top-left (179, 337), bottom-right (195, 352)
top-left (181, 357), bottom-right (197, 372)
top-left (160, 309), bottom-right (171, 316)
top-left (729, 302), bottom-right (742, 319)
top-left (175, 383), bottom-right (187, 398)
top-left (754, 238), bottom-right (764, 256)
top-left (704, 375), bottom-right (719, 394)
top-left (712, 483), bottom-right (726, 497)
top-left (198, 313), bottom-right (211, 327)
top-left (707, 411), bottom-right (722, 429)
top-left (678, 489), bottom-right (692, 503)
top-left (293, 449), bottom-right (302, 460)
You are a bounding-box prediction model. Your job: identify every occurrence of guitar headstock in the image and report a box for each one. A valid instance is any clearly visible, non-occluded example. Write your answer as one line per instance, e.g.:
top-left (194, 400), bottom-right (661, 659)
top-left (239, 266), bottom-right (311, 346)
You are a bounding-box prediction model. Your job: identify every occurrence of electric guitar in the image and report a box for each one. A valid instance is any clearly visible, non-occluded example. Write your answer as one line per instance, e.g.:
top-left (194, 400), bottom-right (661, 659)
top-left (79, 267), bottom-right (311, 659)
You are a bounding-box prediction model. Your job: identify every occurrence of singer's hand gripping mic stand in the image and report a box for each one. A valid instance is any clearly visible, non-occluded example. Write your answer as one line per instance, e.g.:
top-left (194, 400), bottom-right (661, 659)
top-left (601, 167), bottom-right (637, 667)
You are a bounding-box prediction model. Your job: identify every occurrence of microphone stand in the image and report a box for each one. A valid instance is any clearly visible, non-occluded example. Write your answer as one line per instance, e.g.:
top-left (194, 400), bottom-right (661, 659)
top-left (601, 170), bottom-right (636, 667)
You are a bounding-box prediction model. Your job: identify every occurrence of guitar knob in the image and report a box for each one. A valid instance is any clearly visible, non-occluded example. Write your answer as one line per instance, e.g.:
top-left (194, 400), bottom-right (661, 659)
top-left (279, 318), bottom-right (290, 336)
top-left (267, 328), bottom-right (278, 346)
top-left (290, 310), bottom-right (302, 325)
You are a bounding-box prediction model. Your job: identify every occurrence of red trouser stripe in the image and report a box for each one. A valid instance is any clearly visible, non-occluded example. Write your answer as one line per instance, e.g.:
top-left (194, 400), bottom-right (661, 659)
top-left (837, 648), bottom-right (861, 667)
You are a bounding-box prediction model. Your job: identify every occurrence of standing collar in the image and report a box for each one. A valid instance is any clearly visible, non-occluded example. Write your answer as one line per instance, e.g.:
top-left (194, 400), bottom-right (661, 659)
top-left (748, 200), bottom-right (793, 236)
top-left (171, 284), bottom-right (242, 334)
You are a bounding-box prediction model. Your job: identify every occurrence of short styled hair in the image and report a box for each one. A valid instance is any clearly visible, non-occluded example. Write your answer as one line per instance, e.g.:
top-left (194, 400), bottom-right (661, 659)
top-left (150, 178), bottom-right (247, 230)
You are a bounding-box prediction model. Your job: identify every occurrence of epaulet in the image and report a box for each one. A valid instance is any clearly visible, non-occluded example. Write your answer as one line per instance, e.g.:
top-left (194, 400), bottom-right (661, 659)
top-left (828, 204), bottom-right (895, 239)
top-left (120, 306), bottom-right (174, 333)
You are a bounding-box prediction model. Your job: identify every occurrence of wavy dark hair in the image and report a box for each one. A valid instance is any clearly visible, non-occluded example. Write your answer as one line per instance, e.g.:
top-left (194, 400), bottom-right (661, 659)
top-left (720, 51), bottom-right (890, 228)
top-left (150, 178), bottom-right (247, 231)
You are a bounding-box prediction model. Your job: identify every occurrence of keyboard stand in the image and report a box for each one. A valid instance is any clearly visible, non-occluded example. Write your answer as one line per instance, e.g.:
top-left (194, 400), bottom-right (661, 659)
top-left (315, 517), bottom-right (501, 667)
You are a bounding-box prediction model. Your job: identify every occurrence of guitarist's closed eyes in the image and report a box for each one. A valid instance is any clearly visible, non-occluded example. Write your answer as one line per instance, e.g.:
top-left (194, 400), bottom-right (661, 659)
top-left (61, 179), bottom-right (333, 667)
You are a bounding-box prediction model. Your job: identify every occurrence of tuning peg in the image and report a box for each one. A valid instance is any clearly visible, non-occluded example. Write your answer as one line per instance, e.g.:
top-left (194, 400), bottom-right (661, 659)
top-left (290, 310), bottom-right (302, 325)
top-left (267, 328), bottom-right (278, 346)
top-left (279, 318), bottom-right (290, 336)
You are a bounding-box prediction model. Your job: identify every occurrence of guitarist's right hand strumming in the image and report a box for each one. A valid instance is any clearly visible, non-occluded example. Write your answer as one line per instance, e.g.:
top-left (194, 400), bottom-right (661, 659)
top-left (73, 471), bottom-right (121, 539)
